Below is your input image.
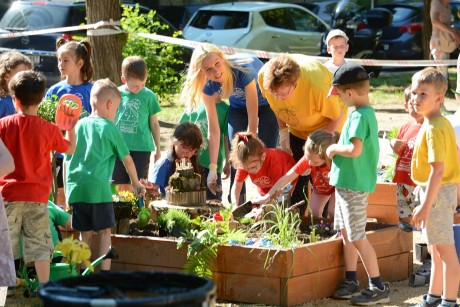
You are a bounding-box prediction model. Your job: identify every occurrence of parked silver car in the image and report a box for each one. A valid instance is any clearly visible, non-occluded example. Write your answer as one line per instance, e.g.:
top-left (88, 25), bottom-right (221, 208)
top-left (183, 2), bottom-right (330, 55)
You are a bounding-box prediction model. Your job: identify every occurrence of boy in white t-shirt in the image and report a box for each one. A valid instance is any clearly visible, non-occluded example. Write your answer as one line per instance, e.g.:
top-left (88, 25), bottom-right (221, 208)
top-left (323, 29), bottom-right (349, 74)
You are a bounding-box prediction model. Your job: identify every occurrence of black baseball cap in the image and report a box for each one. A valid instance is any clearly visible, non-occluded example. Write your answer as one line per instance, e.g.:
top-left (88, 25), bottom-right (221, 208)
top-left (332, 63), bottom-right (369, 86)
top-left (327, 63), bottom-right (370, 98)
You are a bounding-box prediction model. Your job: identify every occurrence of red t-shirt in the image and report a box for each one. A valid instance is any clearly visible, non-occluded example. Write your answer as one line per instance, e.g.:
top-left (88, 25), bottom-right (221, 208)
top-left (235, 148), bottom-right (296, 195)
top-left (393, 120), bottom-right (422, 186)
top-left (293, 156), bottom-right (334, 195)
top-left (0, 114), bottom-right (70, 203)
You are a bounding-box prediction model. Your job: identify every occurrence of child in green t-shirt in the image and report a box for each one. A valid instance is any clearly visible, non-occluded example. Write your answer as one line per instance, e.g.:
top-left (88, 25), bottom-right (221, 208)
top-left (112, 56), bottom-right (161, 192)
top-left (65, 79), bottom-right (144, 273)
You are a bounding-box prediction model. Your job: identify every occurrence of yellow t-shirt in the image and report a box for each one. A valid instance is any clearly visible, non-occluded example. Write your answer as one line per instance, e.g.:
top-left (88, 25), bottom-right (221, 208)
top-left (411, 116), bottom-right (460, 185)
top-left (258, 54), bottom-right (346, 140)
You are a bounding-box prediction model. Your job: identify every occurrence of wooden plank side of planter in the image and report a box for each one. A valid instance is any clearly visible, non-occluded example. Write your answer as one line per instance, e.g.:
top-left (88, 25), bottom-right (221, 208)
top-left (214, 271), bottom-right (281, 306)
top-left (282, 252), bottom-right (412, 306)
top-left (368, 183), bottom-right (399, 224)
top-left (290, 227), bottom-right (412, 277)
top-left (110, 235), bottom-right (187, 269)
top-left (213, 244), bottom-right (291, 278)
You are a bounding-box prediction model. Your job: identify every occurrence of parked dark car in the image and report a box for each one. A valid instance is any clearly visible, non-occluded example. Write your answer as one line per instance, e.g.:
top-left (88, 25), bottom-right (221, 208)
top-left (376, 2), bottom-right (423, 60)
top-left (0, 0), bottom-right (178, 86)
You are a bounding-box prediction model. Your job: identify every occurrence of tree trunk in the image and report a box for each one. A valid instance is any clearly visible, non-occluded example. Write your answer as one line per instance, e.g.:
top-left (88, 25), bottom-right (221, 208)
top-left (423, 0), bottom-right (432, 59)
top-left (86, 0), bottom-right (123, 84)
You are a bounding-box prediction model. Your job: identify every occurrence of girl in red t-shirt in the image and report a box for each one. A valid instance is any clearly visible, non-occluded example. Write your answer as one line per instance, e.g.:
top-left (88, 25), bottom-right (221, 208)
top-left (254, 130), bottom-right (340, 218)
top-left (229, 132), bottom-right (296, 206)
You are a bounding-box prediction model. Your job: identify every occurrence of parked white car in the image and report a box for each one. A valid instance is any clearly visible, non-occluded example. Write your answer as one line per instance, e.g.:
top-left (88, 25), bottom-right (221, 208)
top-left (183, 1), bottom-right (330, 55)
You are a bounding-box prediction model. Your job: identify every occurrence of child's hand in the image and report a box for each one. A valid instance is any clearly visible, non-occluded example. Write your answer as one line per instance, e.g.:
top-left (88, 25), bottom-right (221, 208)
top-left (139, 178), bottom-right (160, 197)
top-left (222, 161), bottom-right (231, 180)
top-left (326, 144), bottom-right (337, 159)
top-left (412, 205), bottom-right (429, 229)
top-left (390, 139), bottom-right (406, 154)
top-left (134, 183), bottom-right (146, 198)
top-left (154, 148), bottom-right (161, 163)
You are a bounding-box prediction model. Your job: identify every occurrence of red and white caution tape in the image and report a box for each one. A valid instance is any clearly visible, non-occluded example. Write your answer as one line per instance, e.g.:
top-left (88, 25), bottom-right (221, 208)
top-left (0, 20), bottom-right (457, 67)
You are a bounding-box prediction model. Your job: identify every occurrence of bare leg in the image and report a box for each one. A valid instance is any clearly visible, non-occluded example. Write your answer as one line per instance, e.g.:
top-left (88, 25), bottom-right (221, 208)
top-left (341, 228), bottom-right (359, 271)
top-left (427, 244), bottom-right (443, 296)
top-left (98, 228), bottom-right (112, 271)
top-left (353, 238), bottom-right (380, 278)
top-left (436, 244), bottom-right (460, 299)
top-left (309, 191), bottom-right (331, 218)
top-left (80, 231), bottom-right (95, 270)
top-left (34, 260), bottom-right (50, 283)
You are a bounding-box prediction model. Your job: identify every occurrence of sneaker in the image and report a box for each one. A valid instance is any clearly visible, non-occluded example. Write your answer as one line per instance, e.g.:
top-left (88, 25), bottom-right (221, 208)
top-left (333, 280), bottom-right (360, 299)
top-left (350, 282), bottom-right (390, 305)
top-left (412, 294), bottom-right (442, 307)
top-left (436, 303), bottom-right (459, 307)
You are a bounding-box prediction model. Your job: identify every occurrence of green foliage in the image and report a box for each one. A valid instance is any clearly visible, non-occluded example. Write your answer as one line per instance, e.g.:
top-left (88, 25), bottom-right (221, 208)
top-left (121, 4), bottom-right (185, 103)
top-left (177, 207), bottom-right (249, 278)
top-left (158, 208), bottom-right (191, 232)
top-left (253, 202), bottom-right (302, 249)
top-left (381, 126), bottom-right (399, 182)
top-left (38, 94), bottom-right (59, 123)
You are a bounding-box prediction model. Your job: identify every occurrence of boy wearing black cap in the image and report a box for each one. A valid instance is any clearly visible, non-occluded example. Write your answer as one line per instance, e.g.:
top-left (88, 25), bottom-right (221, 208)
top-left (326, 62), bottom-right (390, 305)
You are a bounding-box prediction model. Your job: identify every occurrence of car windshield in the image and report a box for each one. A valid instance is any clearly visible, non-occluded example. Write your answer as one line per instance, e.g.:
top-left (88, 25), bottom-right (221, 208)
top-left (189, 10), bottom-right (249, 29)
top-left (0, 5), bottom-right (68, 30)
top-left (387, 7), bottom-right (419, 23)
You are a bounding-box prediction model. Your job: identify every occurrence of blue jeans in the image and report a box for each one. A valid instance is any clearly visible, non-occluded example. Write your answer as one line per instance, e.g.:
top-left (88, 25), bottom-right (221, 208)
top-left (227, 105), bottom-right (278, 205)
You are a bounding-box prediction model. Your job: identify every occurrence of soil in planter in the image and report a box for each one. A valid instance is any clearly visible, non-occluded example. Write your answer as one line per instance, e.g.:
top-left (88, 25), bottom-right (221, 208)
top-left (126, 216), bottom-right (394, 245)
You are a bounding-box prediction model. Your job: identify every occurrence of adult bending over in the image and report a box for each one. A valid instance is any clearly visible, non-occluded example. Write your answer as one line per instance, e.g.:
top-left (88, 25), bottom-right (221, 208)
top-left (181, 43), bottom-right (278, 203)
top-left (258, 54), bottom-right (346, 214)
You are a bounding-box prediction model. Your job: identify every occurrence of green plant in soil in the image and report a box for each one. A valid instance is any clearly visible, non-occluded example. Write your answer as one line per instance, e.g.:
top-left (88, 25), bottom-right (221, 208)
top-left (158, 208), bottom-right (192, 233)
top-left (177, 205), bottom-right (248, 278)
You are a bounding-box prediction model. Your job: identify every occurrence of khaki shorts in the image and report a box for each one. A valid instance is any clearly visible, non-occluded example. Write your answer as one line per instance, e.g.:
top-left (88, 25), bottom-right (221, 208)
top-left (416, 184), bottom-right (457, 245)
top-left (334, 188), bottom-right (369, 242)
top-left (5, 201), bottom-right (53, 264)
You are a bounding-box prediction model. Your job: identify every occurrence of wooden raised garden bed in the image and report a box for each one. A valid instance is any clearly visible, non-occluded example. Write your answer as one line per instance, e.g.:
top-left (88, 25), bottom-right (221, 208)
top-left (369, 182), bottom-right (460, 224)
top-left (100, 225), bottom-right (412, 306)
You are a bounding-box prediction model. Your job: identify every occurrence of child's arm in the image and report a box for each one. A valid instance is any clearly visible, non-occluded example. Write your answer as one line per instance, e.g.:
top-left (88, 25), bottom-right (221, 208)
top-left (390, 139), bottom-right (407, 155)
top-left (63, 128), bottom-right (76, 155)
top-left (222, 135), bottom-right (230, 179)
top-left (0, 139), bottom-right (14, 176)
top-left (326, 137), bottom-right (362, 159)
top-left (122, 154), bottom-right (144, 196)
top-left (149, 114), bottom-right (161, 163)
top-left (412, 162), bottom-right (444, 229)
top-left (231, 181), bottom-right (244, 206)
top-left (253, 169), bottom-right (298, 205)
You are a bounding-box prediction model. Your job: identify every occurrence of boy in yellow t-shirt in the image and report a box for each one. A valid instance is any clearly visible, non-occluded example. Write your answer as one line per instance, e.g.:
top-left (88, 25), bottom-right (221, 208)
top-left (410, 67), bottom-right (460, 307)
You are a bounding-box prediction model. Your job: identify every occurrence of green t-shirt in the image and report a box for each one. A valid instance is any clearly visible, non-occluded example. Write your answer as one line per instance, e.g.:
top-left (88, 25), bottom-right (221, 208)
top-left (179, 101), bottom-right (229, 173)
top-left (65, 117), bottom-right (130, 203)
top-left (115, 86), bottom-right (161, 151)
top-left (47, 201), bottom-right (70, 246)
top-left (329, 105), bottom-right (379, 192)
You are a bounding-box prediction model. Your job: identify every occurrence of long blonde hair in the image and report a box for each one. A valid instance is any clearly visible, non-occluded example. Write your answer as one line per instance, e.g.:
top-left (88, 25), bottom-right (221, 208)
top-left (181, 43), bottom-right (237, 112)
top-left (305, 130), bottom-right (340, 167)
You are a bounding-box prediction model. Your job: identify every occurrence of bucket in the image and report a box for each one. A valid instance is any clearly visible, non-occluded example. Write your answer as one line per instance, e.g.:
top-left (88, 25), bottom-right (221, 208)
top-left (38, 271), bottom-right (216, 307)
top-left (454, 224), bottom-right (460, 263)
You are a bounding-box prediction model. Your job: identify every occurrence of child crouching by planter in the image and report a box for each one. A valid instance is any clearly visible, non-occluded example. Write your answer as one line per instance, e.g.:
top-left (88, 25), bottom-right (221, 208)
top-left (253, 129), bottom-right (339, 218)
top-left (141, 122), bottom-right (203, 198)
top-left (229, 132), bottom-right (296, 213)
